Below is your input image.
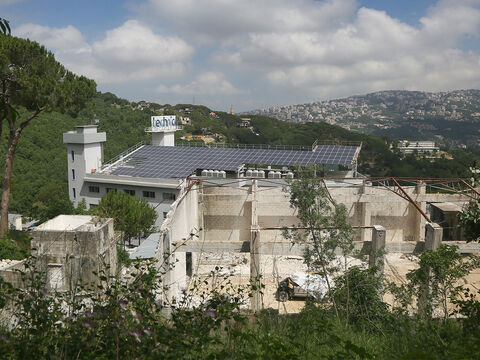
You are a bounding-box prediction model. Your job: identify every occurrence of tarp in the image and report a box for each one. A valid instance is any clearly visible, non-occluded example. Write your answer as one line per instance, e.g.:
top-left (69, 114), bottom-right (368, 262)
top-left (290, 272), bottom-right (333, 300)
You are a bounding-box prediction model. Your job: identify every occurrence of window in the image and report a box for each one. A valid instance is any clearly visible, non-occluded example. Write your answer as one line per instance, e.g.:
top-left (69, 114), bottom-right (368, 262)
top-left (106, 188), bottom-right (117, 193)
top-left (124, 189), bottom-right (135, 196)
top-left (71, 169), bottom-right (75, 180)
top-left (162, 193), bottom-right (176, 201)
top-left (163, 212), bottom-right (168, 219)
top-left (143, 191), bottom-right (155, 198)
top-left (71, 150), bottom-right (74, 161)
top-left (72, 188), bottom-right (76, 199)
top-left (186, 252), bottom-right (192, 277)
top-left (89, 185), bottom-right (100, 193)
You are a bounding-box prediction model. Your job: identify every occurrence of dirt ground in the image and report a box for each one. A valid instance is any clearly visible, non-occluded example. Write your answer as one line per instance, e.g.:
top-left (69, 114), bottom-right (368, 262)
top-left (188, 252), bottom-right (480, 314)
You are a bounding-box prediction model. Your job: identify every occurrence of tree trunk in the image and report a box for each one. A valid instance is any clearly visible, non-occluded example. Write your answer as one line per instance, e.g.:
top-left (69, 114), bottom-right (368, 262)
top-left (0, 107), bottom-right (42, 238)
top-left (0, 133), bottom-right (20, 238)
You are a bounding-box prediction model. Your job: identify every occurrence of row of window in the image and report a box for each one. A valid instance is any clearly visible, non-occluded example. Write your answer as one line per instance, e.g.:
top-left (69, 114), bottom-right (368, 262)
top-left (87, 185), bottom-right (176, 200)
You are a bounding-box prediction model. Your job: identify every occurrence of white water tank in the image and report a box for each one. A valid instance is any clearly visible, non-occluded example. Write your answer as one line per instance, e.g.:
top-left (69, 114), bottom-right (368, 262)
top-left (268, 171), bottom-right (274, 179)
top-left (252, 170), bottom-right (259, 178)
top-left (207, 170), bottom-right (214, 177)
top-left (201, 169), bottom-right (208, 177)
top-left (213, 170), bottom-right (220, 178)
top-left (274, 171), bottom-right (282, 179)
top-left (285, 172), bottom-right (294, 179)
top-left (219, 170), bottom-right (226, 178)
top-left (258, 170), bottom-right (265, 178)
top-left (246, 169), bottom-right (253, 177)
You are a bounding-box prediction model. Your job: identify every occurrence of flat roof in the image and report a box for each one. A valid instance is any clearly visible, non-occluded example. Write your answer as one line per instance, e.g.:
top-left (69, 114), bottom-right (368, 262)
top-left (109, 144), bottom-right (360, 179)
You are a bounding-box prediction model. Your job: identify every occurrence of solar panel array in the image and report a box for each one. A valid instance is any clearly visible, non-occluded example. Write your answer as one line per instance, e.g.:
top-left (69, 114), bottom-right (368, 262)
top-left (110, 144), bottom-right (359, 179)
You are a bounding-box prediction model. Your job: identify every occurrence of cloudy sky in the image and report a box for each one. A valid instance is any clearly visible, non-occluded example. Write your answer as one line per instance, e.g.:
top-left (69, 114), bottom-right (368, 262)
top-left (1, 0), bottom-right (480, 111)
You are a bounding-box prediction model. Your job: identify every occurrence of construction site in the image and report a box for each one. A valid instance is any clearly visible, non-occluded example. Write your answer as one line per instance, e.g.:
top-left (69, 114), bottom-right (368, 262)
top-left (156, 176), bottom-right (480, 313)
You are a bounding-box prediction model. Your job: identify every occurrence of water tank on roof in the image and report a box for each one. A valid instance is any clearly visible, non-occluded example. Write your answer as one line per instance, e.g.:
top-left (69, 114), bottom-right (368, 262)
top-left (213, 170), bottom-right (220, 178)
top-left (207, 170), bottom-right (214, 177)
top-left (252, 170), bottom-right (259, 178)
top-left (285, 172), bottom-right (294, 179)
top-left (274, 171), bottom-right (282, 179)
top-left (258, 170), bottom-right (265, 178)
top-left (219, 170), bottom-right (226, 178)
top-left (268, 171), bottom-right (274, 179)
top-left (201, 169), bottom-right (208, 177)
top-left (246, 169), bottom-right (253, 177)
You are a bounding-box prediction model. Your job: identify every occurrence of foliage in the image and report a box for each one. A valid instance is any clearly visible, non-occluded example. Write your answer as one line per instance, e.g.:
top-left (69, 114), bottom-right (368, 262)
top-left (0, 34), bottom-right (96, 237)
top-left (94, 190), bottom-right (157, 246)
top-left (0, 229), bottom-right (30, 260)
top-left (458, 166), bottom-right (480, 242)
top-left (392, 244), bottom-right (480, 320)
top-left (31, 183), bottom-right (75, 223)
top-left (117, 245), bottom-right (132, 267)
top-left (283, 166), bottom-right (355, 316)
top-left (332, 266), bottom-right (389, 328)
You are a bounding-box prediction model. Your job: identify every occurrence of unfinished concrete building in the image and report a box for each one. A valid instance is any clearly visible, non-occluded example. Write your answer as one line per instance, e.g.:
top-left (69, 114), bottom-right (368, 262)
top-left (156, 177), bottom-right (480, 311)
top-left (31, 215), bottom-right (117, 291)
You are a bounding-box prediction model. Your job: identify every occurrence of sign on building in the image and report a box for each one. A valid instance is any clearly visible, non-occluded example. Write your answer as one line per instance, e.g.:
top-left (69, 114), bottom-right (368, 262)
top-left (151, 116), bottom-right (177, 130)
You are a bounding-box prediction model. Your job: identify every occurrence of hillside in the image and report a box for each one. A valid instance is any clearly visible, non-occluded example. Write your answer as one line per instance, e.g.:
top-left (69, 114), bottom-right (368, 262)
top-left (4, 92), bottom-right (479, 216)
top-left (247, 90), bottom-right (480, 147)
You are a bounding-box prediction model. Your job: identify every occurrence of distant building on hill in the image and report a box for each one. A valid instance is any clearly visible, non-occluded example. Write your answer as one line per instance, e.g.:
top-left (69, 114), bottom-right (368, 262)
top-left (398, 140), bottom-right (439, 154)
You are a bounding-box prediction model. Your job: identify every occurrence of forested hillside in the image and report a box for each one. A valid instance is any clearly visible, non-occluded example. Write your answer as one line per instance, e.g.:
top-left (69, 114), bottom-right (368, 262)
top-left (4, 92), bottom-right (480, 216)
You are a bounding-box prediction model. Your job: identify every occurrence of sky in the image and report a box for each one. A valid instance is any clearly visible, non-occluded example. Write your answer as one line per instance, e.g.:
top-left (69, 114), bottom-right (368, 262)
top-left (1, 0), bottom-right (480, 112)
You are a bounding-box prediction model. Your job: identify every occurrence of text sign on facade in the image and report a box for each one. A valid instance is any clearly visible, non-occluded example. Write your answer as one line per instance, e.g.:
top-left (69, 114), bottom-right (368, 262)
top-left (151, 116), bottom-right (177, 130)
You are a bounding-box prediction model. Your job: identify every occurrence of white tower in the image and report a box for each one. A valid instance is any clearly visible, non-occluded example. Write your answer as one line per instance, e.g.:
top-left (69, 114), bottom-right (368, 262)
top-left (146, 116), bottom-right (182, 146)
top-left (63, 125), bottom-right (106, 206)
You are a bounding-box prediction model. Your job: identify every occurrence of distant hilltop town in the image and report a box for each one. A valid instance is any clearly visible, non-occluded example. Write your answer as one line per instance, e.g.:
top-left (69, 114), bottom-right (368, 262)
top-left (247, 90), bottom-right (480, 147)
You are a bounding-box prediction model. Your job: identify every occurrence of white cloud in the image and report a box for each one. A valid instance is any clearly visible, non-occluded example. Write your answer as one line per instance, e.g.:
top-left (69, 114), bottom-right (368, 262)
top-left (12, 0), bottom-right (480, 109)
top-left (15, 20), bottom-right (194, 83)
top-left (158, 72), bottom-right (240, 95)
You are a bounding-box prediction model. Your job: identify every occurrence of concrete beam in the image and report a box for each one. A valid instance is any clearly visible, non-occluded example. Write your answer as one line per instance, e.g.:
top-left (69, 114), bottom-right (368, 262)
top-left (177, 240), bottom-right (479, 255)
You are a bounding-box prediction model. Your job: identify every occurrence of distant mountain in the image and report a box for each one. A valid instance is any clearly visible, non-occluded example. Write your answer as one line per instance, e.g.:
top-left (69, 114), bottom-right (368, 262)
top-left (246, 90), bottom-right (480, 147)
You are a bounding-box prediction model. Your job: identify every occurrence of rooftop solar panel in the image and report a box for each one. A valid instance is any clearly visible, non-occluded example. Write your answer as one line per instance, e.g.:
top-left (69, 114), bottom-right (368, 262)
top-left (109, 144), bottom-right (359, 179)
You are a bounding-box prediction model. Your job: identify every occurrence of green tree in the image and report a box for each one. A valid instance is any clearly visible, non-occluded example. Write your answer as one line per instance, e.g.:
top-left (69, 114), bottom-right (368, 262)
top-left (0, 35), bottom-right (96, 237)
top-left (395, 244), bottom-right (479, 320)
top-left (94, 191), bottom-right (157, 246)
top-left (31, 183), bottom-right (75, 223)
top-left (458, 166), bottom-right (480, 242)
top-left (283, 166), bottom-right (355, 317)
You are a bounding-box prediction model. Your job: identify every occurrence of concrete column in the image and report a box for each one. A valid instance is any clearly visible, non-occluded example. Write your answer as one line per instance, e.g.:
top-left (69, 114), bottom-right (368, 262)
top-left (250, 179), bottom-right (262, 312)
top-left (369, 225), bottom-right (386, 275)
top-left (420, 222), bottom-right (443, 317)
top-left (359, 202), bottom-right (372, 242)
top-left (414, 182), bottom-right (426, 242)
top-left (425, 222), bottom-right (442, 251)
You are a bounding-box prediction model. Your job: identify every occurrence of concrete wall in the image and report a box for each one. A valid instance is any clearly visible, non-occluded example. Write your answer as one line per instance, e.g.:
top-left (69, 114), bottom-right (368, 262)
top-left (155, 179), bottom-right (201, 302)
top-left (31, 215), bottom-right (117, 292)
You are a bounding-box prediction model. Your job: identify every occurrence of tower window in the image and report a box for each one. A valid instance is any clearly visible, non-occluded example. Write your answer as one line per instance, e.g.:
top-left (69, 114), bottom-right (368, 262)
top-left (162, 193), bottom-right (176, 201)
top-left (72, 188), bottom-right (76, 199)
top-left (71, 150), bottom-right (74, 161)
top-left (89, 185), bottom-right (100, 193)
top-left (124, 189), bottom-right (135, 196)
top-left (143, 191), bottom-right (155, 198)
top-left (72, 169), bottom-right (75, 180)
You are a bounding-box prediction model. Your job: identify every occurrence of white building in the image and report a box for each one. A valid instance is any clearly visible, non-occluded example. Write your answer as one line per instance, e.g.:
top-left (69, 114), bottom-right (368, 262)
top-left (398, 140), bottom-right (439, 154)
top-left (63, 116), bottom-right (362, 229)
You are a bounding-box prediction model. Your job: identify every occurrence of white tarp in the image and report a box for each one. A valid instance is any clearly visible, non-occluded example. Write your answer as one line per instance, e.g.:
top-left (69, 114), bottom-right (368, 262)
top-left (290, 272), bottom-right (333, 300)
